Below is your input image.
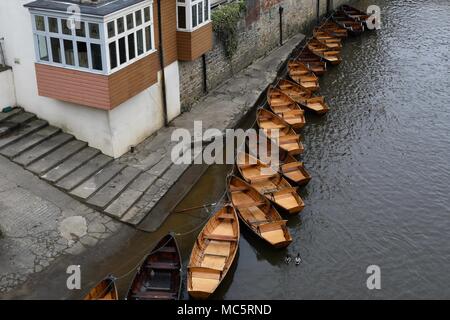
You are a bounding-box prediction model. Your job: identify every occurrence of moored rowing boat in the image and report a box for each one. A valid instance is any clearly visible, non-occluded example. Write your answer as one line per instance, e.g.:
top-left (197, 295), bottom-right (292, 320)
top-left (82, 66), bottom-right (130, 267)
top-left (228, 176), bottom-right (293, 248)
top-left (84, 275), bottom-right (118, 300)
top-left (278, 79), bottom-right (329, 115)
top-left (187, 205), bottom-right (239, 299)
top-left (267, 86), bottom-right (306, 129)
top-left (287, 60), bottom-right (320, 91)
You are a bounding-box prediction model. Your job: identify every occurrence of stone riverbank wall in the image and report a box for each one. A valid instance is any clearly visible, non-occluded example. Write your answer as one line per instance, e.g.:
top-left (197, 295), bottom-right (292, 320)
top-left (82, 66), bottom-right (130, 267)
top-left (179, 0), bottom-right (350, 110)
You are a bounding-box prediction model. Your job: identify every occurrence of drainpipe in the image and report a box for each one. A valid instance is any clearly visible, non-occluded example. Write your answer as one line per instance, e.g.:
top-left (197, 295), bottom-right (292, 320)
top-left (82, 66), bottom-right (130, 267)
top-left (202, 54), bottom-right (208, 93)
top-left (316, 0), bottom-right (320, 25)
top-left (279, 6), bottom-right (284, 46)
top-left (157, 0), bottom-right (169, 126)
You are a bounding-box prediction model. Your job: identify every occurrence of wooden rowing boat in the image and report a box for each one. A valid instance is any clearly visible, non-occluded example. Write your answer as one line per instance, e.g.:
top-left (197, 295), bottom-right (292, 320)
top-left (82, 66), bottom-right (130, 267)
top-left (187, 204), bottom-right (239, 299)
top-left (257, 108), bottom-right (304, 155)
top-left (332, 11), bottom-right (365, 35)
top-left (319, 21), bottom-right (348, 38)
top-left (236, 152), bottom-right (304, 214)
top-left (248, 136), bottom-right (312, 187)
top-left (228, 176), bottom-right (293, 247)
top-left (340, 4), bottom-right (372, 28)
top-left (267, 86), bottom-right (306, 129)
top-left (84, 275), bottom-right (118, 300)
top-left (278, 79), bottom-right (329, 115)
top-left (307, 39), bottom-right (342, 65)
top-left (287, 60), bottom-right (320, 91)
top-left (313, 29), bottom-right (343, 50)
top-left (126, 233), bottom-right (182, 300)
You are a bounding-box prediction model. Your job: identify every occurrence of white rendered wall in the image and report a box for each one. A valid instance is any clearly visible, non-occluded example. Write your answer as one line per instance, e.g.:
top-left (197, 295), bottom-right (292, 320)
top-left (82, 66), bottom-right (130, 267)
top-left (0, 69), bottom-right (17, 109)
top-left (0, 1), bottom-right (181, 158)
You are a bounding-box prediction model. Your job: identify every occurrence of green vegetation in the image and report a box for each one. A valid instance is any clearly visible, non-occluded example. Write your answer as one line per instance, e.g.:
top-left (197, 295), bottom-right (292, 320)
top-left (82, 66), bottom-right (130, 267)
top-left (211, 0), bottom-right (246, 59)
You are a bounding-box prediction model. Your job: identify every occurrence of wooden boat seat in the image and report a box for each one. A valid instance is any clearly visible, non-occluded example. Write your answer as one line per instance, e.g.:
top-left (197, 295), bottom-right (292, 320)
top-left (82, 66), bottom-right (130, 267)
top-left (260, 121), bottom-right (285, 129)
top-left (258, 220), bottom-right (287, 232)
top-left (190, 267), bottom-right (221, 293)
top-left (279, 135), bottom-right (300, 143)
top-left (229, 185), bottom-right (249, 192)
top-left (235, 200), bottom-right (265, 209)
top-left (204, 240), bottom-right (231, 257)
top-left (204, 234), bottom-right (237, 242)
top-left (261, 229), bottom-right (287, 245)
top-left (201, 253), bottom-right (227, 270)
top-left (281, 142), bottom-right (302, 153)
top-left (157, 246), bottom-right (177, 253)
top-left (217, 213), bottom-right (235, 220)
top-left (146, 262), bottom-right (179, 270)
top-left (274, 187), bottom-right (298, 195)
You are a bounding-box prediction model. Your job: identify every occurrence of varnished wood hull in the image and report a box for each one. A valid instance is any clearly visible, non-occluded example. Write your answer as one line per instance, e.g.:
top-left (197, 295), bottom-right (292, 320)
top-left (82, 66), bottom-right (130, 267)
top-left (281, 155), bottom-right (312, 186)
top-left (332, 12), bottom-right (365, 36)
top-left (84, 276), bottom-right (118, 300)
top-left (126, 234), bottom-right (182, 300)
top-left (187, 205), bottom-right (239, 299)
top-left (267, 86), bottom-right (306, 130)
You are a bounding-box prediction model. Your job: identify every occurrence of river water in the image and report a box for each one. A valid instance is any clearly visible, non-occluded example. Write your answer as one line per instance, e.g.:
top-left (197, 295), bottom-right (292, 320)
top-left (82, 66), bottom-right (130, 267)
top-left (79, 0), bottom-right (450, 299)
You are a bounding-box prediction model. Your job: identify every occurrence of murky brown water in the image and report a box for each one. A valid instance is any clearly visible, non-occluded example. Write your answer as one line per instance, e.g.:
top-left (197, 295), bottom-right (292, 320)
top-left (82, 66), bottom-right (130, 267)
top-left (13, 0), bottom-right (449, 300)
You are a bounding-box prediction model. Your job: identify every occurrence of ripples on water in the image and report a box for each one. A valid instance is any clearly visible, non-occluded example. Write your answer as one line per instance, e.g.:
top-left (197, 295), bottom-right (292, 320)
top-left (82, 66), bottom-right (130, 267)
top-left (217, 0), bottom-right (450, 299)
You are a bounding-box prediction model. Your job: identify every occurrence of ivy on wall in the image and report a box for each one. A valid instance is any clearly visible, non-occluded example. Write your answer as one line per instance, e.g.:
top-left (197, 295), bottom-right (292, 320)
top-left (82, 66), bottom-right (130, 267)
top-left (211, 0), bottom-right (247, 59)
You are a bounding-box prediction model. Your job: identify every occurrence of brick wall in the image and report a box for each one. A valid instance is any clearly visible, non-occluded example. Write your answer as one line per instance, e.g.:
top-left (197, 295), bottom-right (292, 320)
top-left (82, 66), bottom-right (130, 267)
top-left (178, 0), bottom-right (349, 110)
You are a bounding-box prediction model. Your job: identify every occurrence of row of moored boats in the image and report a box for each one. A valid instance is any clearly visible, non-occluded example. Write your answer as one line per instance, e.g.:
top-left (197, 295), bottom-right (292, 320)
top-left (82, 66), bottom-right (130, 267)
top-left (84, 5), bottom-right (373, 301)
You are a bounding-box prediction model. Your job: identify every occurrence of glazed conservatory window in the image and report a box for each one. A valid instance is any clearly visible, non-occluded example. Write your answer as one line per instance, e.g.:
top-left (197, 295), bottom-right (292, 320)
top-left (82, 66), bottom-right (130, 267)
top-left (32, 15), bottom-right (105, 72)
top-left (30, 2), bottom-right (155, 75)
top-left (106, 5), bottom-right (155, 72)
top-left (177, 0), bottom-right (210, 31)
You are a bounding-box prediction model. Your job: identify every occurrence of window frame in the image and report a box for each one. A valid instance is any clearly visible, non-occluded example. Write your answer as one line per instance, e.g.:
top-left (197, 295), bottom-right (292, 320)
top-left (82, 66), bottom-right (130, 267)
top-left (29, 1), bottom-right (156, 76)
top-left (176, 0), bottom-right (211, 32)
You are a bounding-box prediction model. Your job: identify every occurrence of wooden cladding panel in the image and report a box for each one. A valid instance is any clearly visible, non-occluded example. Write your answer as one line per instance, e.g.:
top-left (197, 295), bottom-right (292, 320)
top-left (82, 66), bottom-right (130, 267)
top-left (177, 23), bottom-right (213, 61)
top-left (108, 52), bottom-right (159, 108)
top-left (153, 0), bottom-right (178, 66)
top-left (35, 64), bottom-right (111, 109)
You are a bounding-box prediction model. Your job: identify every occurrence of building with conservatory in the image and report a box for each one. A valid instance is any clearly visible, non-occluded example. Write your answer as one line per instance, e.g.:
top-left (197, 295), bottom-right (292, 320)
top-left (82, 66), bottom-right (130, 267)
top-left (0, 0), bottom-right (212, 157)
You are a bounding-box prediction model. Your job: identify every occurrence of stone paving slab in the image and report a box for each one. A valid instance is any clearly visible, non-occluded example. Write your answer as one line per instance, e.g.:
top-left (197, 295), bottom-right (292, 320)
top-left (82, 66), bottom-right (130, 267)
top-left (13, 133), bottom-right (74, 166)
top-left (41, 147), bottom-right (100, 183)
top-left (27, 140), bottom-right (87, 175)
top-left (0, 126), bottom-right (60, 158)
top-left (55, 154), bottom-right (113, 191)
top-left (104, 172), bottom-right (158, 218)
top-left (86, 166), bottom-right (141, 209)
top-left (0, 108), bottom-right (22, 122)
top-left (69, 163), bottom-right (126, 200)
top-left (0, 120), bottom-right (48, 149)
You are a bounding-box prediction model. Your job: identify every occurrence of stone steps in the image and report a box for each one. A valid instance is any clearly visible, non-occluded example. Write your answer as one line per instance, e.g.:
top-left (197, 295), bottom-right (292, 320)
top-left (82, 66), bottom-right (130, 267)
top-left (0, 108), bottom-right (166, 226)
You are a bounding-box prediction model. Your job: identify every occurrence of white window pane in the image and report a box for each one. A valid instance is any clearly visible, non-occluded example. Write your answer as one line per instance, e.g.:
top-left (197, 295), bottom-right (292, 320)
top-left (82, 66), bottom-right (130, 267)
top-left (192, 5), bottom-right (198, 28)
top-left (107, 21), bottom-right (115, 38)
top-left (204, 0), bottom-right (209, 21)
top-left (76, 22), bottom-right (86, 37)
top-left (128, 33), bottom-right (135, 59)
top-left (77, 41), bottom-right (88, 68)
top-left (62, 19), bottom-right (72, 35)
top-left (135, 10), bottom-right (142, 26)
top-left (137, 29), bottom-right (144, 55)
top-left (118, 37), bottom-right (127, 64)
top-left (37, 35), bottom-right (49, 61)
top-left (48, 17), bottom-right (59, 33)
top-left (91, 43), bottom-right (103, 71)
top-left (144, 7), bottom-right (151, 22)
top-left (198, 3), bottom-right (203, 24)
top-left (145, 26), bottom-right (152, 51)
top-left (127, 13), bottom-right (134, 30)
top-left (89, 23), bottom-right (100, 39)
top-left (117, 17), bottom-right (125, 34)
top-left (63, 40), bottom-right (75, 65)
top-left (109, 42), bottom-right (117, 69)
top-left (35, 16), bottom-right (45, 31)
top-left (50, 38), bottom-right (61, 63)
top-left (178, 6), bottom-right (186, 29)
